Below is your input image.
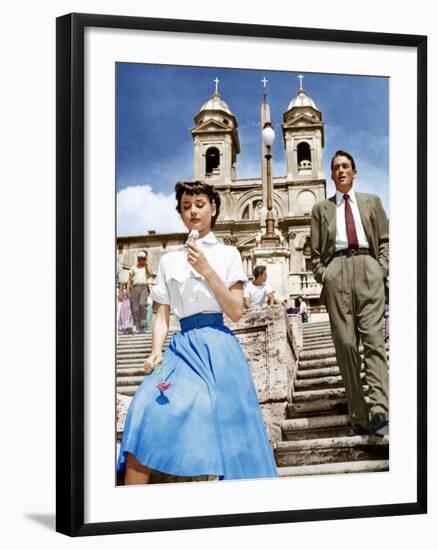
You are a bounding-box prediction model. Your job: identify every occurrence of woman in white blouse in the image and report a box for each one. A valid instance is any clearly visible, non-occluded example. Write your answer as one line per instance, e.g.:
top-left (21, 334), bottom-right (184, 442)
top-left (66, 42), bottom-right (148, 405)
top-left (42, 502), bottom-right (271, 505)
top-left (117, 181), bottom-right (278, 484)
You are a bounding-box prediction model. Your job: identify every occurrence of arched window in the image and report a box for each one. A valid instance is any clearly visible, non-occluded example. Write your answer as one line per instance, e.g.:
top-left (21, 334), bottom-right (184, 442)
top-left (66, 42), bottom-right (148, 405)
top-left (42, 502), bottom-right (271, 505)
top-left (297, 142), bottom-right (311, 170)
top-left (206, 147), bottom-right (220, 177)
top-left (303, 236), bottom-right (311, 256)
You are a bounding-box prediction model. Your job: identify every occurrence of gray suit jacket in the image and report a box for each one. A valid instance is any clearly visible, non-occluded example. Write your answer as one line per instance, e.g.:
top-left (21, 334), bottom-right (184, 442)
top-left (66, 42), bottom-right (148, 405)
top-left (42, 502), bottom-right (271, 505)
top-left (310, 191), bottom-right (389, 293)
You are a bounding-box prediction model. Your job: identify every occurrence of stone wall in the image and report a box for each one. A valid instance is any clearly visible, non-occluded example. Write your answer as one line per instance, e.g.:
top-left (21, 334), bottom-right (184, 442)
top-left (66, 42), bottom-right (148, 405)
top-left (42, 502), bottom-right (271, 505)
top-left (224, 305), bottom-right (300, 443)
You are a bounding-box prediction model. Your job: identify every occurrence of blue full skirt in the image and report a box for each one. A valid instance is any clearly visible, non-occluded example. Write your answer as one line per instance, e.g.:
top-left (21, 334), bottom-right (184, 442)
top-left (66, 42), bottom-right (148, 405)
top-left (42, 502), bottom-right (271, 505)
top-left (117, 312), bottom-right (278, 480)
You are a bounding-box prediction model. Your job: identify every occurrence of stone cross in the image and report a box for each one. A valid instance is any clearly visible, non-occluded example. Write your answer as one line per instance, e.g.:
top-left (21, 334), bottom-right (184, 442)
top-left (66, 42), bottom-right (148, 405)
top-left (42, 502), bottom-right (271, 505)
top-left (214, 77), bottom-right (219, 93)
top-left (261, 77), bottom-right (268, 88)
top-left (298, 74), bottom-right (304, 89)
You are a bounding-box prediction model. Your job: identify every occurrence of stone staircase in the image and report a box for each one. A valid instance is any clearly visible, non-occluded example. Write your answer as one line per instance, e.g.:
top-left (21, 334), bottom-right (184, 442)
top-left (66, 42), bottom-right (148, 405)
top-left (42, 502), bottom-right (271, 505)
top-left (117, 331), bottom-right (175, 396)
top-left (274, 320), bottom-right (389, 477)
top-left (116, 320), bottom-right (389, 479)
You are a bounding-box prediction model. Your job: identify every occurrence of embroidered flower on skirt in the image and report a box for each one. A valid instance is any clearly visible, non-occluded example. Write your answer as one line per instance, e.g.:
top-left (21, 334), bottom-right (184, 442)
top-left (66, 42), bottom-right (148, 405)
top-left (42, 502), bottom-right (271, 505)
top-left (154, 361), bottom-right (171, 393)
top-left (157, 381), bottom-right (171, 392)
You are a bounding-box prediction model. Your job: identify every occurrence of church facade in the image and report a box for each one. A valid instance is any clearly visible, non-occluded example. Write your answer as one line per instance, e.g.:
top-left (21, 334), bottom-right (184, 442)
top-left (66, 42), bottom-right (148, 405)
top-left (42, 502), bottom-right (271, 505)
top-left (117, 80), bottom-right (327, 309)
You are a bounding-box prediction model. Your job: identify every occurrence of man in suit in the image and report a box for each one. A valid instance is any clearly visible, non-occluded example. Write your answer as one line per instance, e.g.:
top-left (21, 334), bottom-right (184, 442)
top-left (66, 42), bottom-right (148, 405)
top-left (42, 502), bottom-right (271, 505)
top-left (310, 150), bottom-right (389, 437)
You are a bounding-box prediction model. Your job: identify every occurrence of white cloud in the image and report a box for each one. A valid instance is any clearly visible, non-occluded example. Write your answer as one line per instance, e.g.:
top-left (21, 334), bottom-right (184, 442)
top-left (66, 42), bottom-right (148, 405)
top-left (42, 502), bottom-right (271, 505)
top-left (117, 185), bottom-right (186, 236)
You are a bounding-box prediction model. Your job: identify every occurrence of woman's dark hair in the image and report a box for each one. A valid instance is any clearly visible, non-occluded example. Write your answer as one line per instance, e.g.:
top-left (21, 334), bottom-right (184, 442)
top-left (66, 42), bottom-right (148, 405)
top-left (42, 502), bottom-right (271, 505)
top-left (174, 180), bottom-right (221, 228)
top-left (253, 265), bottom-right (267, 279)
top-left (330, 150), bottom-right (356, 172)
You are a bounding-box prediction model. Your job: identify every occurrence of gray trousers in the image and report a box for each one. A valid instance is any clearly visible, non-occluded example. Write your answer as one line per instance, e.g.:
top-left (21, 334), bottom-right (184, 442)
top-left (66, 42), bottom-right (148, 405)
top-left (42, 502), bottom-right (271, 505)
top-left (324, 254), bottom-right (389, 429)
top-left (130, 284), bottom-right (149, 331)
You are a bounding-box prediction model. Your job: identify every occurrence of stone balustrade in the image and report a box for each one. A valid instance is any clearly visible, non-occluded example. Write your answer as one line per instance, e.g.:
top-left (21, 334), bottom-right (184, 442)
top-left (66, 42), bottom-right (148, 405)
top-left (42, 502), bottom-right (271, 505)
top-left (289, 271), bottom-right (322, 296)
top-left (224, 305), bottom-right (300, 444)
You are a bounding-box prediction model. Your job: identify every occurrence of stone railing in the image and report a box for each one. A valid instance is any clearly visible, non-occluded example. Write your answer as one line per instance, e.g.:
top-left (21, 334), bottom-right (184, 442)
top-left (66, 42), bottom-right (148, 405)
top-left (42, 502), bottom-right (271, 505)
top-left (289, 271), bottom-right (322, 296)
top-left (224, 305), bottom-right (300, 444)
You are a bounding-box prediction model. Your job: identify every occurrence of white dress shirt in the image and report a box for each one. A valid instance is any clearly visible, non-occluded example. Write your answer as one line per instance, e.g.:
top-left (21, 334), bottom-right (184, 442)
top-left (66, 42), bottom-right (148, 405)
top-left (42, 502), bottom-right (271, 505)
top-left (335, 189), bottom-right (369, 251)
top-left (150, 231), bottom-right (248, 320)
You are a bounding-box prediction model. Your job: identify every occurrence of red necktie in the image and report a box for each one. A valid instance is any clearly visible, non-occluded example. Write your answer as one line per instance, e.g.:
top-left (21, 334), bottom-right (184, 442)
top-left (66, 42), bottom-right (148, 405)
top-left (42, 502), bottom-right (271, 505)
top-left (344, 194), bottom-right (359, 248)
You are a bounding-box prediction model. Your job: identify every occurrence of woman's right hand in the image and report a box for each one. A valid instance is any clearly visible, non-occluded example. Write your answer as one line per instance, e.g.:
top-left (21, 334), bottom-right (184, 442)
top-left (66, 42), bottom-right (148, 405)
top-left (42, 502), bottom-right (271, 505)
top-left (144, 352), bottom-right (163, 374)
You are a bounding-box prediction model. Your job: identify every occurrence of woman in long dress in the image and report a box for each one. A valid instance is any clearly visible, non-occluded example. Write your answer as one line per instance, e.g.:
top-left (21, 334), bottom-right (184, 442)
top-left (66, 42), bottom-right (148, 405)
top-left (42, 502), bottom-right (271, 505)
top-left (117, 180), bottom-right (278, 484)
top-left (118, 283), bottom-right (134, 334)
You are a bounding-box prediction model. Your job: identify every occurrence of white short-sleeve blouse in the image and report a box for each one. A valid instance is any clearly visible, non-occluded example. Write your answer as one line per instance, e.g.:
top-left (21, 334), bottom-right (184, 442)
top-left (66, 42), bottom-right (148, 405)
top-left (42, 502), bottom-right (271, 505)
top-left (150, 232), bottom-right (248, 320)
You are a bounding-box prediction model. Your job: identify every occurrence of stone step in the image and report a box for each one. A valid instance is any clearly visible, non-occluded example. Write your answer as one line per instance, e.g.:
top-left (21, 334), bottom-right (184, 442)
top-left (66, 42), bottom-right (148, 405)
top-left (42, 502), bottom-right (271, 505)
top-left (117, 353), bottom-right (153, 361)
top-left (302, 343), bottom-right (389, 357)
top-left (301, 346), bottom-right (374, 361)
top-left (117, 341), bottom-right (172, 351)
top-left (277, 459), bottom-right (389, 477)
top-left (274, 435), bottom-right (389, 467)
top-left (297, 365), bottom-right (364, 379)
top-left (302, 336), bottom-right (334, 345)
top-left (300, 348), bottom-right (341, 361)
top-left (117, 366), bottom-right (146, 376)
top-left (117, 357), bottom-right (150, 365)
top-left (287, 397), bottom-right (370, 418)
top-left (303, 327), bottom-right (332, 334)
top-left (299, 351), bottom-right (389, 370)
top-left (117, 375), bottom-right (145, 387)
top-left (292, 386), bottom-right (368, 403)
top-left (303, 331), bottom-right (333, 339)
top-left (294, 373), bottom-right (366, 391)
top-left (117, 349), bottom-right (172, 360)
top-left (299, 356), bottom-right (340, 370)
top-left (303, 323), bottom-right (331, 329)
top-left (302, 322), bottom-right (331, 330)
top-left (117, 347), bottom-right (153, 354)
top-left (302, 341), bottom-right (335, 351)
top-left (117, 342), bottom-right (169, 355)
top-left (282, 415), bottom-right (349, 441)
top-left (302, 328), bottom-right (331, 337)
top-left (118, 335), bottom-right (154, 342)
top-left (117, 352), bottom-right (155, 361)
top-left (303, 335), bottom-right (333, 343)
top-left (116, 362), bottom-right (149, 370)
top-left (118, 334), bottom-right (173, 342)
top-left (117, 386), bottom-right (140, 396)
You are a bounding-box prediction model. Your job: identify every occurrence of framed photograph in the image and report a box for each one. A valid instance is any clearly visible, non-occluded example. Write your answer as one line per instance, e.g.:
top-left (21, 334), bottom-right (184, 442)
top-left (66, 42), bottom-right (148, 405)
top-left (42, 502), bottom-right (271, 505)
top-left (56, 13), bottom-right (427, 536)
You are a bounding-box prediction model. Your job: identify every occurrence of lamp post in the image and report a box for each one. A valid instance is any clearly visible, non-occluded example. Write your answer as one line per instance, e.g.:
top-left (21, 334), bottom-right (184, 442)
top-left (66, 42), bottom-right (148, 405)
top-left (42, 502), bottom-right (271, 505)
top-left (261, 122), bottom-right (280, 246)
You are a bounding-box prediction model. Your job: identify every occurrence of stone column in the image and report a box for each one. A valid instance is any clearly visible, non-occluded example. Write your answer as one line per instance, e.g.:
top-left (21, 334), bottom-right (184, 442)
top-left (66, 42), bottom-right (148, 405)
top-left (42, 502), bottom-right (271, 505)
top-left (252, 242), bottom-right (290, 298)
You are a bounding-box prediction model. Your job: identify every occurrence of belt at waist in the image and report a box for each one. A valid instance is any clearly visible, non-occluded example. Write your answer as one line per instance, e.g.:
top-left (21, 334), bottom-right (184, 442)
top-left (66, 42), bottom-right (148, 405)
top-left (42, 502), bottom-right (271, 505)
top-left (333, 247), bottom-right (370, 258)
top-left (179, 312), bottom-right (224, 331)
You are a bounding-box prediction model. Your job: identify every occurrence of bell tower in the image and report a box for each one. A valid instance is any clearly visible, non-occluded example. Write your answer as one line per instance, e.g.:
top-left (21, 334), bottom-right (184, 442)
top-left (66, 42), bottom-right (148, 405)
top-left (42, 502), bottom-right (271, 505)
top-left (282, 75), bottom-right (325, 181)
top-left (191, 79), bottom-right (240, 186)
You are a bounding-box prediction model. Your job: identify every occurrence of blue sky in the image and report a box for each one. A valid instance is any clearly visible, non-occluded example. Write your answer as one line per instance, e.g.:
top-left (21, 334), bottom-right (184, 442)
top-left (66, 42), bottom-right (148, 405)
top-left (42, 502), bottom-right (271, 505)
top-left (116, 64), bottom-right (389, 236)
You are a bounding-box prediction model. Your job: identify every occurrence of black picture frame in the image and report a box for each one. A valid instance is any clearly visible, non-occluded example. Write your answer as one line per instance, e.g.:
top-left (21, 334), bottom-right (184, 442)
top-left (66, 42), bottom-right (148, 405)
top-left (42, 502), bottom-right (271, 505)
top-left (56, 12), bottom-right (427, 537)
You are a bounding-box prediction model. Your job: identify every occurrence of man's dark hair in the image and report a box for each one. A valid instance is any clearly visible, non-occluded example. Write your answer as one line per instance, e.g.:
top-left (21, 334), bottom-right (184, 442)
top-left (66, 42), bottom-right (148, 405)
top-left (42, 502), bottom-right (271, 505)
top-left (253, 265), bottom-right (267, 279)
top-left (175, 180), bottom-right (221, 228)
top-left (330, 150), bottom-right (356, 172)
